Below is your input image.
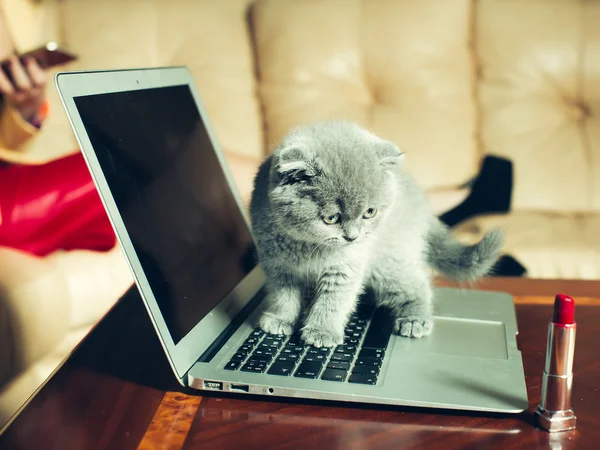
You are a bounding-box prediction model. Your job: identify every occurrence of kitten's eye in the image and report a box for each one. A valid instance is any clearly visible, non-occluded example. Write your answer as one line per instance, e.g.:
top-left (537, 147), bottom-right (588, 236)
top-left (323, 213), bottom-right (341, 225)
top-left (363, 208), bottom-right (377, 219)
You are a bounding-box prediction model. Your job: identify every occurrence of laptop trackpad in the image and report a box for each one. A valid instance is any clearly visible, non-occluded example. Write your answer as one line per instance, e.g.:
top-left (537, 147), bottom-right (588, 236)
top-left (395, 317), bottom-right (508, 359)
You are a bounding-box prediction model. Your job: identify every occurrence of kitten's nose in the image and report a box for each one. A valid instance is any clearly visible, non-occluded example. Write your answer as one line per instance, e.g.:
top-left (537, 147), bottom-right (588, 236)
top-left (343, 230), bottom-right (359, 242)
top-left (343, 223), bottom-right (360, 242)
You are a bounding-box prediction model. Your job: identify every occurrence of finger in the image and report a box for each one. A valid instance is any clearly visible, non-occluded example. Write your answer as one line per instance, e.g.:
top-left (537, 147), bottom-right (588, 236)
top-left (24, 57), bottom-right (46, 87)
top-left (0, 68), bottom-right (15, 95)
top-left (9, 56), bottom-right (32, 91)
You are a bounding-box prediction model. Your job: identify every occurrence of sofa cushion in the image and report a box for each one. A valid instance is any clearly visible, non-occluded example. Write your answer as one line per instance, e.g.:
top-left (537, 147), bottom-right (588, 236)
top-left (453, 212), bottom-right (600, 280)
top-left (0, 247), bottom-right (70, 387)
top-left (476, 0), bottom-right (600, 213)
top-left (47, 245), bottom-right (133, 328)
top-left (252, 0), bottom-right (478, 190)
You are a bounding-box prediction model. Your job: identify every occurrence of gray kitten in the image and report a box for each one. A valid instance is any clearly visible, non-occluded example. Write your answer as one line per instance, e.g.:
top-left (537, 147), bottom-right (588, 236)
top-left (249, 120), bottom-right (503, 348)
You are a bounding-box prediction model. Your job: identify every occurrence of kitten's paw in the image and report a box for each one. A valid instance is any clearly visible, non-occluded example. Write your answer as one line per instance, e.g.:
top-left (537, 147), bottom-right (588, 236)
top-left (394, 316), bottom-right (433, 338)
top-left (301, 328), bottom-right (343, 348)
top-left (258, 313), bottom-right (294, 336)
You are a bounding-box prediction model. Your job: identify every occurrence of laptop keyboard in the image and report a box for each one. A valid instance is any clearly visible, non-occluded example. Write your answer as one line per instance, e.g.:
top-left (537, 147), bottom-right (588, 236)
top-left (224, 304), bottom-right (394, 385)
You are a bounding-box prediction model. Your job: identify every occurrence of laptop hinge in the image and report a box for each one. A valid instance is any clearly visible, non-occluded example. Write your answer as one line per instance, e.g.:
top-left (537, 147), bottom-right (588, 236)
top-left (195, 288), bottom-right (265, 364)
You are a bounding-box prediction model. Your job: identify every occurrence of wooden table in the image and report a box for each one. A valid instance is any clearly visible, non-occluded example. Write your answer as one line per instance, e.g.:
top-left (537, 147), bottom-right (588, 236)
top-left (1, 278), bottom-right (599, 449)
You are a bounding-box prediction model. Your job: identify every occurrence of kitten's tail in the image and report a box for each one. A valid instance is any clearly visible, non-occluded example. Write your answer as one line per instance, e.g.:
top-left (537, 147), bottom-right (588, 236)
top-left (426, 219), bottom-right (504, 283)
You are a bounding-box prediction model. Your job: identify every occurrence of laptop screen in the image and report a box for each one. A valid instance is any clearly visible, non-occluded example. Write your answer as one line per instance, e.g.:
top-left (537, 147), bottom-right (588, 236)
top-left (74, 85), bottom-right (257, 345)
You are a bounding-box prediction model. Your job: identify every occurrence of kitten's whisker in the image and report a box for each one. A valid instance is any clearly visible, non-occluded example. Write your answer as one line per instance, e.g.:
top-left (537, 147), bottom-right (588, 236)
top-left (306, 241), bottom-right (325, 280)
top-left (317, 241), bottom-right (329, 277)
top-left (313, 238), bottom-right (335, 279)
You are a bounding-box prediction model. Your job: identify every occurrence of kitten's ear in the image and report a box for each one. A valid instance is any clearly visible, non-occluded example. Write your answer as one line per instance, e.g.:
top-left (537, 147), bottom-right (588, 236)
top-left (275, 145), bottom-right (317, 184)
top-left (376, 141), bottom-right (404, 169)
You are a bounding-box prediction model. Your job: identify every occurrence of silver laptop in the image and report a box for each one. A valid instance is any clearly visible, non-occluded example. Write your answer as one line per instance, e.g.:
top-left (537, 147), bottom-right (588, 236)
top-left (55, 67), bottom-right (528, 414)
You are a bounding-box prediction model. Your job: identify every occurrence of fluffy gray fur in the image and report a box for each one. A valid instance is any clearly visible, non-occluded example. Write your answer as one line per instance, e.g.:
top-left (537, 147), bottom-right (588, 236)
top-left (249, 120), bottom-right (503, 347)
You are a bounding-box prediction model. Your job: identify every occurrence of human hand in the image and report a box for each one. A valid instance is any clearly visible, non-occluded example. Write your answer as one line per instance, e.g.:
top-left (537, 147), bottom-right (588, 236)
top-left (0, 55), bottom-right (46, 123)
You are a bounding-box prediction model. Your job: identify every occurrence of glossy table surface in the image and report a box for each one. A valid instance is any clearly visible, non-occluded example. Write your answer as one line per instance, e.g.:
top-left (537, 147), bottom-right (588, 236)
top-left (1, 278), bottom-right (599, 449)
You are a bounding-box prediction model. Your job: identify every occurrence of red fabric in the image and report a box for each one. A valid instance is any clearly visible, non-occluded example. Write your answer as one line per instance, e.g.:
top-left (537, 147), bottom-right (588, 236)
top-left (0, 152), bottom-right (116, 256)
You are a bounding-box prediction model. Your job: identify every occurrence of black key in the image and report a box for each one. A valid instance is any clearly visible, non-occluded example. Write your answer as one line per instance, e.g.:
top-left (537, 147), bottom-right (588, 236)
top-left (327, 361), bottom-right (350, 370)
top-left (240, 345), bottom-right (254, 353)
top-left (258, 342), bottom-right (279, 352)
top-left (242, 365), bottom-right (267, 373)
top-left (282, 347), bottom-right (303, 356)
top-left (358, 348), bottom-right (385, 359)
top-left (266, 333), bottom-right (286, 340)
top-left (260, 345), bottom-right (279, 353)
top-left (244, 337), bottom-right (260, 346)
top-left (224, 360), bottom-right (241, 370)
top-left (350, 325), bottom-right (365, 333)
top-left (352, 365), bottom-right (380, 375)
top-left (230, 352), bottom-right (247, 362)
top-left (275, 354), bottom-right (300, 363)
top-left (344, 337), bottom-right (360, 345)
top-left (321, 368), bottom-right (348, 382)
top-left (250, 329), bottom-right (265, 338)
top-left (287, 334), bottom-right (304, 346)
top-left (249, 353), bottom-right (273, 363)
top-left (241, 361), bottom-right (267, 373)
top-left (354, 357), bottom-right (382, 368)
top-left (348, 373), bottom-right (377, 385)
top-left (344, 331), bottom-right (362, 339)
top-left (267, 361), bottom-right (296, 376)
top-left (348, 318), bottom-right (368, 327)
top-left (294, 362), bottom-right (323, 379)
top-left (254, 348), bottom-right (276, 357)
top-left (335, 345), bottom-right (357, 354)
top-left (308, 346), bottom-right (331, 354)
top-left (263, 338), bottom-right (284, 348)
top-left (303, 354), bottom-right (327, 363)
top-left (241, 359), bottom-right (264, 367)
top-left (331, 352), bottom-right (353, 362)
top-left (285, 341), bottom-right (302, 347)
top-left (345, 328), bottom-right (363, 334)
top-left (362, 307), bottom-right (394, 350)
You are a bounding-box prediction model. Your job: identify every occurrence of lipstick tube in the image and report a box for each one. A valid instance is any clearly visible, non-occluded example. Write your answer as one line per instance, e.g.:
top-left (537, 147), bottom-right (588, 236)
top-left (534, 294), bottom-right (577, 432)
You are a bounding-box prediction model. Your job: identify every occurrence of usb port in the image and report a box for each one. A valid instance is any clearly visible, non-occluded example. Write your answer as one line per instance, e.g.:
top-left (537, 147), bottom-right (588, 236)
top-left (203, 380), bottom-right (223, 390)
top-left (230, 384), bottom-right (249, 393)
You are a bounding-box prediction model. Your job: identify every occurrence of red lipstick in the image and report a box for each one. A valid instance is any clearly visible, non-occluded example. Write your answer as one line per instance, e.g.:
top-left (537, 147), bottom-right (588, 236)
top-left (535, 294), bottom-right (577, 432)
top-left (552, 294), bottom-right (575, 326)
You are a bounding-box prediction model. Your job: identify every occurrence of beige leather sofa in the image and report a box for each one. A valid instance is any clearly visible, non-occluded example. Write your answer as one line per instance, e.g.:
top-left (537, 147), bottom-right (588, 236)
top-left (1, 0), bottom-right (598, 430)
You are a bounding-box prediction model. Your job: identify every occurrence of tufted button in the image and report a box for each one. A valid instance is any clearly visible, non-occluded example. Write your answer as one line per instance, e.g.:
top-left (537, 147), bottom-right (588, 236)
top-left (567, 100), bottom-right (591, 122)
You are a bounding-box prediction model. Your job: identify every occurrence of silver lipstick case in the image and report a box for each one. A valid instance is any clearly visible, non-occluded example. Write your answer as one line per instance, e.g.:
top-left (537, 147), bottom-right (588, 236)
top-left (534, 323), bottom-right (577, 432)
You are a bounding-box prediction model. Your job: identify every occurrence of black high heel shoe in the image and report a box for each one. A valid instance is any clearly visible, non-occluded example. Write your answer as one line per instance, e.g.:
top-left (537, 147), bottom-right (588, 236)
top-left (438, 155), bottom-right (526, 277)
